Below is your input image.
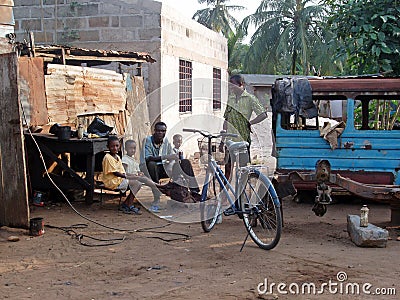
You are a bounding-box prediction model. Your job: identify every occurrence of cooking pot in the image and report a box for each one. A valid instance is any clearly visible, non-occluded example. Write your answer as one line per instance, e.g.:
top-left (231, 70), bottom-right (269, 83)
top-left (58, 126), bottom-right (71, 140)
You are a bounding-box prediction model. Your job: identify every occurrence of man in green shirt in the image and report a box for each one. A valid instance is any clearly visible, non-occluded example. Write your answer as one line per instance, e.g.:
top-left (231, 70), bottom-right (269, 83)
top-left (221, 74), bottom-right (268, 179)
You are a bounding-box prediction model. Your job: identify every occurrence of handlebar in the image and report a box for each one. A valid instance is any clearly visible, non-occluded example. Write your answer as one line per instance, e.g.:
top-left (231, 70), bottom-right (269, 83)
top-left (182, 128), bottom-right (238, 139)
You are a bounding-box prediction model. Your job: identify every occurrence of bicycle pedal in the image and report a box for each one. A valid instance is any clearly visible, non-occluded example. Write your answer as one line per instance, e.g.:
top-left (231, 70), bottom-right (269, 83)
top-left (318, 201), bottom-right (332, 205)
top-left (223, 206), bottom-right (236, 216)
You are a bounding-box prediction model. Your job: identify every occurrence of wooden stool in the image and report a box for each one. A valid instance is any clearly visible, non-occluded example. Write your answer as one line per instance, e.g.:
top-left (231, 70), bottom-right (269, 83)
top-left (95, 181), bottom-right (126, 206)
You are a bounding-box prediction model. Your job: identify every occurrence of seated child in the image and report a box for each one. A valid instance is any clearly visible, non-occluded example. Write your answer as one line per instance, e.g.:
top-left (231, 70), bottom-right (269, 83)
top-left (102, 136), bottom-right (145, 214)
top-left (169, 133), bottom-right (199, 193)
top-left (165, 133), bottom-right (183, 177)
top-left (172, 134), bottom-right (183, 158)
top-left (122, 140), bottom-right (142, 204)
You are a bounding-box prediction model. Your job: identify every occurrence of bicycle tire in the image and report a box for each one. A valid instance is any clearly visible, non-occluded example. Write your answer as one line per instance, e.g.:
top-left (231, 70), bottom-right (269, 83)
top-left (240, 171), bottom-right (282, 250)
top-left (201, 176), bottom-right (222, 232)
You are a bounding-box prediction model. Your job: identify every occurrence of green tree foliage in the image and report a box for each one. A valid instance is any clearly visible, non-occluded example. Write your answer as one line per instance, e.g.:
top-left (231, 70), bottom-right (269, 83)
top-left (193, 0), bottom-right (246, 74)
top-left (240, 0), bottom-right (334, 75)
top-left (354, 100), bottom-right (400, 130)
top-left (192, 0), bottom-right (244, 37)
top-left (227, 29), bottom-right (249, 73)
top-left (328, 0), bottom-right (400, 75)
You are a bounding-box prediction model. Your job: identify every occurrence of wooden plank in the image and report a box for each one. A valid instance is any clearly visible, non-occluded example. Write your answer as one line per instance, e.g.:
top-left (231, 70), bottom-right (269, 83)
top-left (114, 112), bottom-right (125, 136)
top-left (29, 31), bottom-right (36, 57)
top-left (29, 44), bottom-right (156, 64)
top-left (65, 55), bottom-right (149, 63)
top-left (0, 52), bottom-right (29, 228)
top-left (18, 57), bottom-right (48, 126)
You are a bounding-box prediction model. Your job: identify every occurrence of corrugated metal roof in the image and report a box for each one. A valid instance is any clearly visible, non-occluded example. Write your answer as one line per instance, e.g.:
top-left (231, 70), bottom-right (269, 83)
top-left (309, 77), bottom-right (400, 93)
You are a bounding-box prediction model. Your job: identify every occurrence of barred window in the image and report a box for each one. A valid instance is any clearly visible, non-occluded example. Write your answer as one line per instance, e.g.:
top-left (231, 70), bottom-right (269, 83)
top-left (179, 60), bottom-right (192, 113)
top-left (213, 68), bottom-right (221, 110)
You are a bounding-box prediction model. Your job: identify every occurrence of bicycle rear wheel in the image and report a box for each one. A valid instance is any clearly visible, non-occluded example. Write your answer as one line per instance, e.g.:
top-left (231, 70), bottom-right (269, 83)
top-left (240, 171), bottom-right (282, 250)
top-left (201, 176), bottom-right (222, 232)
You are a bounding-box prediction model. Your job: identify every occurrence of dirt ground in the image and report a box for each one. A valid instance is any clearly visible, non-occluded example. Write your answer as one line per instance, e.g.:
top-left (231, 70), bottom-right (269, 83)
top-left (1, 120), bottom-right (398, 299)
top-left (1, 183), bottom-right (399, 300)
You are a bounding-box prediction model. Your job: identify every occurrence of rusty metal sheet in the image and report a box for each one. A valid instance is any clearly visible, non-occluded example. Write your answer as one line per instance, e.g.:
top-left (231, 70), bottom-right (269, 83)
top-left (277, 168), bottom-right (400, 202)
top-left (309, 78), bottom-right (400, 94)
top-left (18, 57), bottom-right (48, 126)
top-left (330, 174), bottom-right (400, 203)
top-left (45, 64), bottom-right (126, 125)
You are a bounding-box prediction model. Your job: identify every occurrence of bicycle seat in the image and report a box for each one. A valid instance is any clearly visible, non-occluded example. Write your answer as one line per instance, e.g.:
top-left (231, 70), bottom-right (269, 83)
top-left (225, 140), bottom-right (249, 153)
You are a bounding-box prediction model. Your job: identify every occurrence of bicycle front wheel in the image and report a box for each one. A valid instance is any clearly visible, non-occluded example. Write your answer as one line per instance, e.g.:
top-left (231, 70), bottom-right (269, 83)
top-left (240, 171), bottom-right (282, 250)
top-left (200, 176), bottom-right (222, 232)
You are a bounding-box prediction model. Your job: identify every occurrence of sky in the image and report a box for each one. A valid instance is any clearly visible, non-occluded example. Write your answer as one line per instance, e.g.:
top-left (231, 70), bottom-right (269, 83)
top-left (158, 0), bottom-right (260, 21)
top-left (158, 0), bottom-right (260, 42)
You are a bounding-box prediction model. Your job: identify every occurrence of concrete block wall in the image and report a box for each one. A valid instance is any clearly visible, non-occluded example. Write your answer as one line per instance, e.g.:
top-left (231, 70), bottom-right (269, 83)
top-left (13, 0), bottom-right (163, 117)
top-left (161, 4), bottom-right (227, 70)
top-left (13, 0), bottom-right (162, 47)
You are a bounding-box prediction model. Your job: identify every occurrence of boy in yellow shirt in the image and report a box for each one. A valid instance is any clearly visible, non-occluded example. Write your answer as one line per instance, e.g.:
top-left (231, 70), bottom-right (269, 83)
top-left (102, 136), bottom-right (147, 214)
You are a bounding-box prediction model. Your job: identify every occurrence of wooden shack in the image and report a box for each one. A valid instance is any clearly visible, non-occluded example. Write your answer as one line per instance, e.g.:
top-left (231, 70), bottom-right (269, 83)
top-left (0, 39), bottom-right (155, 228)
top-left (19, 43), bottom-right (155, 143)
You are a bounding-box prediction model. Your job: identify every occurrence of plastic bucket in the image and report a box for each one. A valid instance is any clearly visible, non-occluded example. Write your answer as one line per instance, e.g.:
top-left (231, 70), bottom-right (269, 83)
top-left (29, 217), bottom-right (45, 236)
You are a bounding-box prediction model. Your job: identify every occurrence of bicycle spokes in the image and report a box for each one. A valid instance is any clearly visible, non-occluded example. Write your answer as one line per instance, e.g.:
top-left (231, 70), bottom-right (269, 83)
top-left (241, 172), bottom-right (282, 250)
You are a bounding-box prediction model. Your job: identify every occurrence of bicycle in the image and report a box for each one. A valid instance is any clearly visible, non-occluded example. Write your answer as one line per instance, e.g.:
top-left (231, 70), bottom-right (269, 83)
top-left (183, 128), bottom-right (282, 250)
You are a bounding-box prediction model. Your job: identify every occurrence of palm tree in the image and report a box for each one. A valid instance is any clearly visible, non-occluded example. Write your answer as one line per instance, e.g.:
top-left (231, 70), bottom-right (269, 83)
top-left (227, 29), bottom-right (249, 73)
top-left (192, 0), bottom-right (245, 38)
top-left (241, 0), bottom-right (330, 75)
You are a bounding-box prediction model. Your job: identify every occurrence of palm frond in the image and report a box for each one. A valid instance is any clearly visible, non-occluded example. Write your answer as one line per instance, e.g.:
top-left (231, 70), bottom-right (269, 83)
top-left (242, 0), bottom-right (337, 75)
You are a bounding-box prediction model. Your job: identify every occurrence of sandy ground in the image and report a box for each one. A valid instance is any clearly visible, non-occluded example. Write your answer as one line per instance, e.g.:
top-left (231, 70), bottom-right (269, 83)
top-left (1, 186), bottom-right (399, 300)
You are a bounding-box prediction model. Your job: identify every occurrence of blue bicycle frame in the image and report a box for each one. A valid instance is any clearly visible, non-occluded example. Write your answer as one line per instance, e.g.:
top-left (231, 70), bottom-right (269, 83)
top-left (200, 147), bottom-right (280, 214)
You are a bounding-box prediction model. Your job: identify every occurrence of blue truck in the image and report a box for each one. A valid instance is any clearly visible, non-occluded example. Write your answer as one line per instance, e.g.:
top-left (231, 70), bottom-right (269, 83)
top-left (272, 77), bottom-right (400, 224)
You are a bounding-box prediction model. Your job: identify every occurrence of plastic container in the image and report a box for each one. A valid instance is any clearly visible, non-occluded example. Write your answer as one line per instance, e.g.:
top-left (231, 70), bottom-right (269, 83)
top-left (77, 124), bottom-right (84, 139)
top-left (360, 205), bottom-right (369, 227)
top-left (29, 217), bottom-right (45, 236)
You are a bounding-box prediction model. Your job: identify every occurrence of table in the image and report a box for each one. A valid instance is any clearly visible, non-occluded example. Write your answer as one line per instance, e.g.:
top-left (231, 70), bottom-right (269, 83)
top-left (24, 133), bottom-right (109, 204)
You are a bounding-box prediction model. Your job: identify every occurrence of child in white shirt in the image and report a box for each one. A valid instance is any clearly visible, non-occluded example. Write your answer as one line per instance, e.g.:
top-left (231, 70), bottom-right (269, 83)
top-left (122, 140), bottom-right (143, 205)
